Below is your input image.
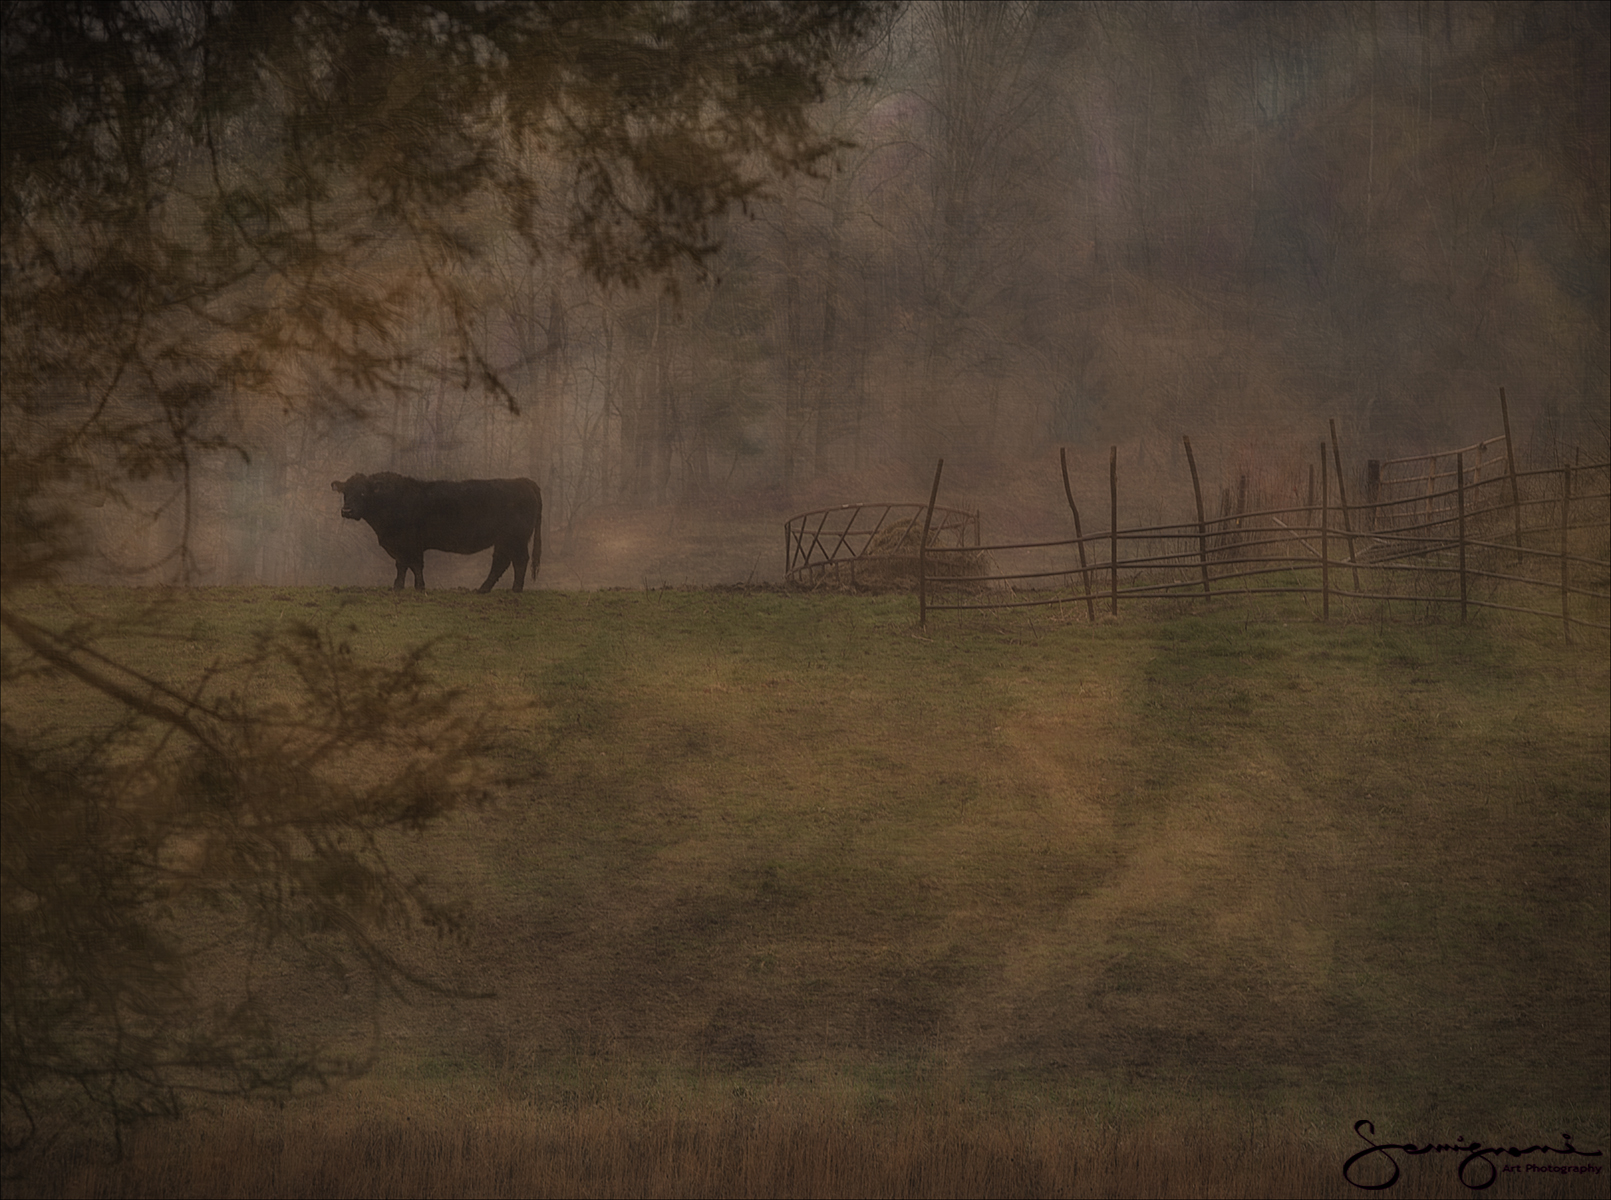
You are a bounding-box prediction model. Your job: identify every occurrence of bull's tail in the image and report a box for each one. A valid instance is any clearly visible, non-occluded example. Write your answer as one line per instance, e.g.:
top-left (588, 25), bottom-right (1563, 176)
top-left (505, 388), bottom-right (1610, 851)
top-left (530, 483), bottom-right (543, 581)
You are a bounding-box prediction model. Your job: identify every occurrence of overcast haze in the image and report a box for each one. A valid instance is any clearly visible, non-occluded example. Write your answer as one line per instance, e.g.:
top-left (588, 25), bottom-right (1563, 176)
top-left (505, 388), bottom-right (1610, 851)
top-left (70, 1), bottom-right (1610, 589)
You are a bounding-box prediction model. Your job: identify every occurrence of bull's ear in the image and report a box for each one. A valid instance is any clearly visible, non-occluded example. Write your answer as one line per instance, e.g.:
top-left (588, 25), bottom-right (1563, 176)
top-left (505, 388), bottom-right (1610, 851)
top-left (331, 480), bottom-right (344, 493)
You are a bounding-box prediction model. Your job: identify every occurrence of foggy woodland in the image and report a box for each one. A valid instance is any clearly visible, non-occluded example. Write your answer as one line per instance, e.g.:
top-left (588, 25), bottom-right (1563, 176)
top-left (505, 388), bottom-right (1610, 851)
top-left (23, 2), bottom-right (1611, 588)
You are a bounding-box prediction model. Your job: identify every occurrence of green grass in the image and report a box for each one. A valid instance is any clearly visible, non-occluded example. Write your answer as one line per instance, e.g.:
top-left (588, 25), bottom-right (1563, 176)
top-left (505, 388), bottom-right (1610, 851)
top-left (5, 583), bottom-right (1608, 1193)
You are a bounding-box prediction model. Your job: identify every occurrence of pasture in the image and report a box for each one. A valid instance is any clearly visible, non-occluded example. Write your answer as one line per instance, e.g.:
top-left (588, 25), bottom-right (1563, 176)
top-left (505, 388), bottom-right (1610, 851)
top-left (8, 584), bottom-right (1608, 1197)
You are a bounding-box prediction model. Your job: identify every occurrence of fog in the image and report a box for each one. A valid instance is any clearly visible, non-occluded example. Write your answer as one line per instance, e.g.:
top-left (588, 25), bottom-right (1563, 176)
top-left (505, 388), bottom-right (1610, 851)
top-left (79, 2), bottom-right (1611, 589)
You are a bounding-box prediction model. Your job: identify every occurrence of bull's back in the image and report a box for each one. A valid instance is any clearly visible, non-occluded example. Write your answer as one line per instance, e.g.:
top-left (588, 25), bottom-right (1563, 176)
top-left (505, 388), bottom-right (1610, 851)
top-left (416, 479), bottom-right (539, 553)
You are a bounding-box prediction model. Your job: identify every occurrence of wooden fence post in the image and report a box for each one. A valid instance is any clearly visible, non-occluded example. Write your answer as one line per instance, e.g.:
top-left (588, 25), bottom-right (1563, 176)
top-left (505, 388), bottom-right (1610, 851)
top-left (1457, 450), bottom-right (1468, 622)
top-left (1501, 387), bottom-right (1523, 560)
top-left (1560, 463), bottom-right (1572, 643)
top-left (1060, 448), bottom-right (1097, 621)
top-left (1329, 419), bottom-right (1361, 592)
top-left (1182, 435), bottom-right (1211, 595)
top-left (1366, 460), bottom-right (1381, 532)
top-left (1320, 442), bottom-right (1330, 622)
top-left (919, 458), bottom-right (943, 628)
top-left (1109, 445), bottom-right (1119, 617)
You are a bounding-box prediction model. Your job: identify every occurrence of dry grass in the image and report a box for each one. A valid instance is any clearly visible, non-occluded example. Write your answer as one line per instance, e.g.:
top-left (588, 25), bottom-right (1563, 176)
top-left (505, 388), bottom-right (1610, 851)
top-left (26, 1086), bottom-right (1595, 1199)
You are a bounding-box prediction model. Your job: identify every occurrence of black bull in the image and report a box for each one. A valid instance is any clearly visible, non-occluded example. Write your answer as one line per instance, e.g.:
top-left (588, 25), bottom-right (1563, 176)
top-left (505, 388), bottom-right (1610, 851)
top-left (331, 472), bottom-right (542, 592)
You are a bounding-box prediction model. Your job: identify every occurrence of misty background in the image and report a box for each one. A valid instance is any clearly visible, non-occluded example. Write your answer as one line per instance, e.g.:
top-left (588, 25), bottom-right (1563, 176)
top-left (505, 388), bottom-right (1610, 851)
top-left (78, 2), bottom-right (1610, 590)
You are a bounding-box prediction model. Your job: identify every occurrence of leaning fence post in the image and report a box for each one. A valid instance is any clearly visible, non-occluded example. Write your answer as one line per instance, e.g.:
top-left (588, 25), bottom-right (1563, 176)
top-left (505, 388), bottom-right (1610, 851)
top-left (1183, 436), bottom-right (1211, 596)
top-left (1060, 448), bottom-right (1096, 621)
top-left (1501, 387), bottom-right (1523, 560)
top-left (1457, 450), bottom-right (1468, 622)
top-left (1109, 445), bottom-right (1119, 616)
top-left (918, 458), bottom-right (944, 627)
top-left (1320, 442), bottom-right (1330, 622)
top-left (1559, 463), bottom-right (1572, 644)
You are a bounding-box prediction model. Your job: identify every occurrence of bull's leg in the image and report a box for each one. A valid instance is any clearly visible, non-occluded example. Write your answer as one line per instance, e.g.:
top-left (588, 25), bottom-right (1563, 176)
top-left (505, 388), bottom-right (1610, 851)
top-left (477, 551), bottom-right (511, 593)
top-left (392, 558), bottom-right (409, 590)
top-left (410, 555), bottom-right (426, 590)
top-left (510, 544), bottom-right (529, 592)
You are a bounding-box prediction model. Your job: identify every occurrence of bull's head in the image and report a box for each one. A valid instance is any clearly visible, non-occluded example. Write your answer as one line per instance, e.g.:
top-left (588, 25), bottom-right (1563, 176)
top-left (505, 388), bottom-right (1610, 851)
top-left (331, 474), bottom-right (370, 520)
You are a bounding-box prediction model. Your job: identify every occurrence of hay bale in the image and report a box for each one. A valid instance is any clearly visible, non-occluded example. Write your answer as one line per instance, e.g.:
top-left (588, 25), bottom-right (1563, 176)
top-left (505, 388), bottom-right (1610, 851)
top-left (846, 516), bottom-right (998, 592)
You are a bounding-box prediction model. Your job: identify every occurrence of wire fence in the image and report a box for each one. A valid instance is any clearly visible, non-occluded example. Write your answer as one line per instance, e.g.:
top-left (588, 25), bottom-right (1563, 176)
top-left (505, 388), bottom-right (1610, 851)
top-left (915, 432), bottom-right (1610, 641)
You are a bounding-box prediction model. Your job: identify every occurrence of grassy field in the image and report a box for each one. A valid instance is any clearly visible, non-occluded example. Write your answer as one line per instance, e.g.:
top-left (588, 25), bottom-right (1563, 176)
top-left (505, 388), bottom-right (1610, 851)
top-left (7, 584), bottom-right (1608, 1197)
